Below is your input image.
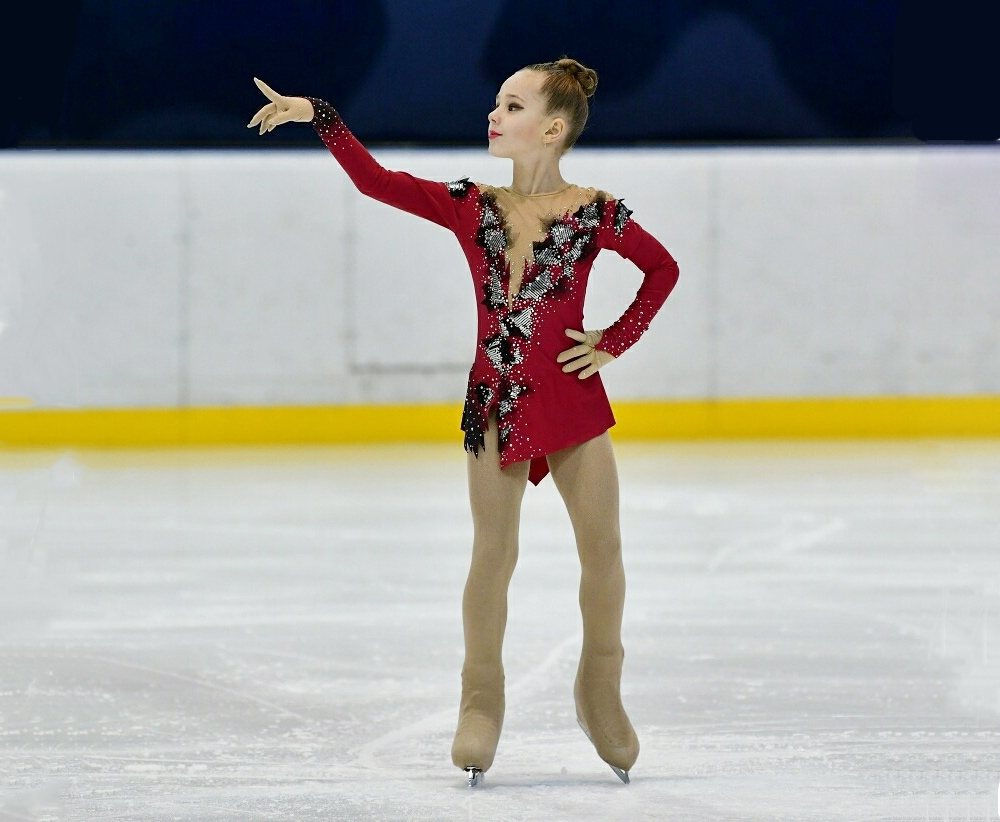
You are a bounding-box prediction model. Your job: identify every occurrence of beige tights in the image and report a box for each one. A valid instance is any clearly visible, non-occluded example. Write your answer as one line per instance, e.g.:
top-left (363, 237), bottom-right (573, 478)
top-left (452, 408), bottom-right (638, 774)
top-left (452, 410), bottom-right (526, 771)
top-left (547, 421), bottom-right (639, 774)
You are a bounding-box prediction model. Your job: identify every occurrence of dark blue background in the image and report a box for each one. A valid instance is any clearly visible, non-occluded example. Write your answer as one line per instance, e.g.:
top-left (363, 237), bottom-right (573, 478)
top-left (3, 0), bottom-right (996, 148)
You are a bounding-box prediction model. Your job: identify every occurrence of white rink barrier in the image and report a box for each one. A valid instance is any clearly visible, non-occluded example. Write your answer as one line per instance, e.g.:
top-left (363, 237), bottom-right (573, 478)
top-left (0, 145), bottom-right (998, 409)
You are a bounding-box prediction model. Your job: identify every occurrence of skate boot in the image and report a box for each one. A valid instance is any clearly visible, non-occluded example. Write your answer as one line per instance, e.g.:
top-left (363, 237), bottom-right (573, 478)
top-left (451, 661), bottom-right (505, 786)
top-left (574, 647), bottom-right (639, 784)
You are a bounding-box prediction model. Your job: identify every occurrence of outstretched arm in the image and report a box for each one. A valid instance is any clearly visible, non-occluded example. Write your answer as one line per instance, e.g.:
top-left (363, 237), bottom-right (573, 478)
top-left (246, 76), bottom-right (466, 232)
top-left (595, 199), bottom-right (680, 359)
top-left (301, 96), bottom-right (465, 231)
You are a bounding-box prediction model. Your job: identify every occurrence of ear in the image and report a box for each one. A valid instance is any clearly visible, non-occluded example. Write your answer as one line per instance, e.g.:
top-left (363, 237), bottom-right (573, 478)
top-left (544, 115), bottom-right (567, 145)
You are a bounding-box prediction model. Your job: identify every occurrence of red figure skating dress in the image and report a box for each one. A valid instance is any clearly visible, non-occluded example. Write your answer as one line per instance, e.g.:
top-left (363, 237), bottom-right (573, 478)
top-left (305, 98), bottom-right (680, 485)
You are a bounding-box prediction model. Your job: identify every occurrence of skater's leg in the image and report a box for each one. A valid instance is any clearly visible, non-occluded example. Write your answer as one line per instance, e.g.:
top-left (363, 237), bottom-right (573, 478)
top-left (463, 408), bottom-right (529, 666)
top-left (453, 408), bottom-right (529, 776)
top-left (547, 430), bottom-right (639, 778)
top-left (547, 429), bottom-right (625, 658)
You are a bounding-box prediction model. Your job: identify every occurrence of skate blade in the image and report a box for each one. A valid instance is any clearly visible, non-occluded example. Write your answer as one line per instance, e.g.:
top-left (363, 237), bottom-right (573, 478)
top-left (576, 715), bottom-right (630, 784)
top-left (463, 766), bottom-right (483, 787)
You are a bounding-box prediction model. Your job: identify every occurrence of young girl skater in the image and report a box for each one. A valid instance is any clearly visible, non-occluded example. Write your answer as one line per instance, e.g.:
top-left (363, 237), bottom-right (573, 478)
top-left (248, 57), bottom-right (679, 786)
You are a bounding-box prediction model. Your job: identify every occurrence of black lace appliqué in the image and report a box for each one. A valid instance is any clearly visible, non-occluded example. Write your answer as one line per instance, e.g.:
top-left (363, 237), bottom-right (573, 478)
top-left (462, 193), bottom-right (613, 461)
top-left (613, 199), bottom-right (633, 237)
top-left (447, 177), bottom-right (472, 198)
top-left (464, 190), bottom-right (529, 459)
top-left (483, 331), bottom-right (524, 370)
top-left (461, 378), bottom-right (494, 456)
top-left (518, 195), bottom-right (607, 303)
top-left (474, 192), bottom-right (512, 313)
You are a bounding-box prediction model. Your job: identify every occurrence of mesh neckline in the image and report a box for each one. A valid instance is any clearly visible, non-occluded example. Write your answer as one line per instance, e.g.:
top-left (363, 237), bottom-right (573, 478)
top-left (503, 183), bottom-right (574, 198)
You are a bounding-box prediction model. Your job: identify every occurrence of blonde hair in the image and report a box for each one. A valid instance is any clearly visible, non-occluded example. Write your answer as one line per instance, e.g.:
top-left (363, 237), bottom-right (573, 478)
top-left (521, 56), bottom-right (599, 155)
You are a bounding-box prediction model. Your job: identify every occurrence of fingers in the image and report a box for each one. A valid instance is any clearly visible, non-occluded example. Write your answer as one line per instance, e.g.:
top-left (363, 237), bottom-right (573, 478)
top-left (577, 348), bottom-right (614, 377)
top-left (564, 355), bottom-right (596, 378)
top-left (561, 352), bottom-right (592, 373)
top-left (558, 328), bottom-right (607, 378)
top-left (556, 343), bottom-right (591, 363)
top-left (262, 112), bottom-right (286, 134)
top-left (247, 103), bottom-right (272, 129)
top-left (249, 108), bottom-right (291, 135)
top-left (564, 327), bottom-right (599, 344)
top-left (249, 79), bottom-right (290, 134)
top-left (253, 77), bottom-right (283, 102)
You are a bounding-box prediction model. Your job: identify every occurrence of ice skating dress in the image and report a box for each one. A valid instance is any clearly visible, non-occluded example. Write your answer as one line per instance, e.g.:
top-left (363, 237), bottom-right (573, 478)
top-left (305, 97), bottom-right (680, 486)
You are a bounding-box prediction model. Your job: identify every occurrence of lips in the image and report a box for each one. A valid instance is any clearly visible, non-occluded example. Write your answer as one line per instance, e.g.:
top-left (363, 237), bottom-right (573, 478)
top-left (489, 131), bottom-right (501, 139)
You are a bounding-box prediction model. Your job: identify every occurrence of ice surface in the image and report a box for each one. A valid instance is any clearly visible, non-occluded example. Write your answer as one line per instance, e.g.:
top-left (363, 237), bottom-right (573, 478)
top-left (1, 439), bottom-right (999, 821)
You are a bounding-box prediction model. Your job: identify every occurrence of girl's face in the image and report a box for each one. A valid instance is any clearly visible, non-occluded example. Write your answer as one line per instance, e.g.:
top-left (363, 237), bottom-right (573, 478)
top-left (488, 70), bottom-right (564, 158)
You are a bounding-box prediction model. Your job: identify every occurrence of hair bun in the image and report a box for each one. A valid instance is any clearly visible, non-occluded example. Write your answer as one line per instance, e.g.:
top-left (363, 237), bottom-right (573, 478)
top-left (555, 57), bottom-right (599, 98)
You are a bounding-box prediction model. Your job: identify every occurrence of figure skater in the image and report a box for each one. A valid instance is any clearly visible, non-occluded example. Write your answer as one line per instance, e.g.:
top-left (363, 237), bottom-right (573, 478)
top-left (247, 57), bottom-right (680, 786)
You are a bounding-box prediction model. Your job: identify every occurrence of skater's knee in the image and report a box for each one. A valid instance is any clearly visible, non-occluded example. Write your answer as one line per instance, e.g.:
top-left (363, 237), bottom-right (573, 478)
top-left (577, 531), bottom-right (623, 573)
top-left (471, 536), bottom-right (519, 578)
top-left (470, 499), bottom-right (522, 547)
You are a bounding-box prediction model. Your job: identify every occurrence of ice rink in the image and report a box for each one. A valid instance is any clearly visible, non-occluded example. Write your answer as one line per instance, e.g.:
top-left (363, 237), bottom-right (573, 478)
top-left (2, 438), bottom-right (999, 821)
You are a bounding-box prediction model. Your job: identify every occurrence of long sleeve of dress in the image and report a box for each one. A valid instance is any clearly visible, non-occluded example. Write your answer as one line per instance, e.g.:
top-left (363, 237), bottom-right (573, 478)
top-left (595, 199), bottom-right (680, 359)
top-left (304, 96), bottom-right (465, 233)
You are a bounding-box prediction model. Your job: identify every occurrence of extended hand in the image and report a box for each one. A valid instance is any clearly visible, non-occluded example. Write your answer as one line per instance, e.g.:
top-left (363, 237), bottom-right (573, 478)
top-left (246, 77), bottom-right (314, 135)
top-left (557, 328), bottom-right (616, 379)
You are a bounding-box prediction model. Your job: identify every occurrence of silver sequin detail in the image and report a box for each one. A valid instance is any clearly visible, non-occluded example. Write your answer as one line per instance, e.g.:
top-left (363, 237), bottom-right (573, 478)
top-left (613, 200), bottom-right (634, 237)
top-left (447, 177), bottom-right (472, 197)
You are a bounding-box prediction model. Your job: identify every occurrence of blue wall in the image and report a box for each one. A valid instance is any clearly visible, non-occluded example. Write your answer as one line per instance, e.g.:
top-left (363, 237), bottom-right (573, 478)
top-left (4, 0), bottom-right (994, 148)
